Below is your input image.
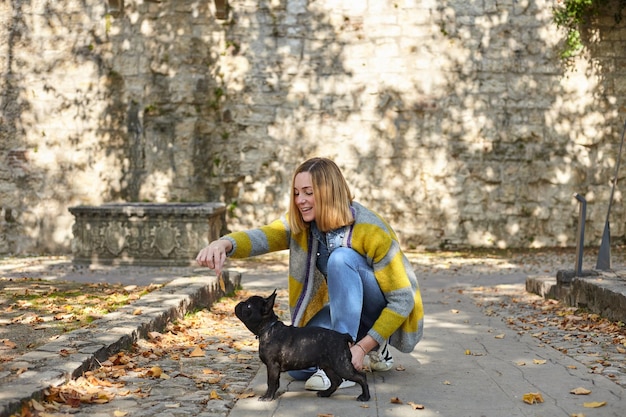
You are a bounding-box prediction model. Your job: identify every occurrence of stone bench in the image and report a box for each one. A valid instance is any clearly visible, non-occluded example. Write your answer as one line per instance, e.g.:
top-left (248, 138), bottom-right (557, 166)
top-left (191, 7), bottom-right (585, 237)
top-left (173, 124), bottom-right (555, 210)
top-left (68, 203), bottom-right (226, 266)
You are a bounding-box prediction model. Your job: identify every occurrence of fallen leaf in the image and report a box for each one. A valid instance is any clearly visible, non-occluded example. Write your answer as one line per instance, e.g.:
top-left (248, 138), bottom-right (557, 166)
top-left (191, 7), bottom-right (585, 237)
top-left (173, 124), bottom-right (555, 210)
top-left (318, 414), bottom-right (334, 417)
top-left (149, 366), bottom-right (162, 378)
top-left (30, 399), bottom-right (46, 411)
top-left (2, 339), bottom-right (17, 349)
top-left (465, 349), bottom-right (472, 355)
top-left (408, 401), bottom-right (425, 409)
top-left (533, 359), bottom-right (547, 365)
top-left (522, 392), bottom-right (544, 404)
top-left (583, 401), bottom-right (606, 408)
top-left (570, 413), bottom-right (585, 417)
top-left (450, 309), bottom-right (460, 314)
top-left (114, 411), bottom-right (128, 417)
top-left (494, 334), bottom-right (505, 339)
top-left (189, 346), bottom-right (205, 357)
top-left (395, 365), bottom-right (406, 371)
top-left (147, 331), bottom-right (162, 340)
top-left (443, 380), bottom-right (451, 385)
top-left (567, 365), bottom-right (577, 369)
top-left (59, 348), bottom-right (77, 357)
top-left (390, 396), bottom-right (403, 404)
top-left (209, 390), bottom-right (222, 400)
top-left (570, 387), bottom-right (591, 395)
top-left (133, 308), bottom-right (142, 315)
top-left (237, 391), bottom-right (255, 399)
top-left (516, 361), bottom-right (526, 366)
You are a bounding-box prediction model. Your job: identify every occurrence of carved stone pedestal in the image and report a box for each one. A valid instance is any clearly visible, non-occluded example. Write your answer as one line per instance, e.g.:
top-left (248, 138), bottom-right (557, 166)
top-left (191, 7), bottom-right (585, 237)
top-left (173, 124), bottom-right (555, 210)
top-left (68, 203), bottom-right (226, 266)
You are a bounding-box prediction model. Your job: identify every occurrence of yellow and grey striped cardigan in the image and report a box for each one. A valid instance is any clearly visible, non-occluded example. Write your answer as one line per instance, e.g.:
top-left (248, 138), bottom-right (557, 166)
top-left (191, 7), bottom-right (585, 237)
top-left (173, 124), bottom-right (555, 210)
top-left (221, 201), bottom-right (424, 353)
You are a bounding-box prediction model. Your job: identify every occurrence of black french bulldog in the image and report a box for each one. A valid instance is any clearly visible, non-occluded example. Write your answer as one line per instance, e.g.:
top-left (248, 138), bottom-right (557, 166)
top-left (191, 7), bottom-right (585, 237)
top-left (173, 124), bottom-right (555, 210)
top-left (234, 290), bottom-right (370, 402)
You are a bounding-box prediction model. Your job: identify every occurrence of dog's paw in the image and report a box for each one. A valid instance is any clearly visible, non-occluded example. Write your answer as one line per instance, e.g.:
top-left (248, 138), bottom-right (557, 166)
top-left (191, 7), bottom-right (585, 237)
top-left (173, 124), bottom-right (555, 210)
top-left (357, 394), bottom-right (370, 402)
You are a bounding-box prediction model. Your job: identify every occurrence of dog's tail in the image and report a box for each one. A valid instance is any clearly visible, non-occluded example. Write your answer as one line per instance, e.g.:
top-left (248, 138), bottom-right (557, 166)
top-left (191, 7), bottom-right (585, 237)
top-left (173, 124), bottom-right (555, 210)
top-left (342, 333), bottom-right (355, 346)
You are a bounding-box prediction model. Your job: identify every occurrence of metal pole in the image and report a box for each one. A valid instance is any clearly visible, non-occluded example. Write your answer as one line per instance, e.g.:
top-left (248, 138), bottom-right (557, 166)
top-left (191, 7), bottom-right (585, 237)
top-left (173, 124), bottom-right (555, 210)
top-left (596, 119), bottom-right (626, 270)
top-left (575, 194), bottom-right (586, 276)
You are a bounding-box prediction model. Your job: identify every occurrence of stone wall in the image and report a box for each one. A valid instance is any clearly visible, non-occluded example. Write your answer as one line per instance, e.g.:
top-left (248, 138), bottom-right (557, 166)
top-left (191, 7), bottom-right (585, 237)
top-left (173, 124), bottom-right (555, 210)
top-left (1, 0), bottom-right (626, 255)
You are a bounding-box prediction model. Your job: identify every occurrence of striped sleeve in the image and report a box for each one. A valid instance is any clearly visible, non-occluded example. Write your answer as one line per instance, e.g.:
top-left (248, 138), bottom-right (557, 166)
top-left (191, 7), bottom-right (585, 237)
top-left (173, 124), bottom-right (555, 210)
top-left (222, 216), bottom-right (290, 258)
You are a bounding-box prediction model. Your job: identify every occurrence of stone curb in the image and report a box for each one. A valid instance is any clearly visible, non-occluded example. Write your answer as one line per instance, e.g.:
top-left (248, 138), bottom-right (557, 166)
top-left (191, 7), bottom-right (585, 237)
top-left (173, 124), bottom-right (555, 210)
top-left (526, 269), bottom-right (626, 322)
top-left (0, 271), bottom-right (241, 417)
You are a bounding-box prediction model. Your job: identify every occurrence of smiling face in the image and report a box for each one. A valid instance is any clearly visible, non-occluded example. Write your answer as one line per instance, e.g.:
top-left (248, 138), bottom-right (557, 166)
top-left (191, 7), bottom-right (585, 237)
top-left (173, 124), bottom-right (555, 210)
top-left (294, 172), bottom-right (316, 223)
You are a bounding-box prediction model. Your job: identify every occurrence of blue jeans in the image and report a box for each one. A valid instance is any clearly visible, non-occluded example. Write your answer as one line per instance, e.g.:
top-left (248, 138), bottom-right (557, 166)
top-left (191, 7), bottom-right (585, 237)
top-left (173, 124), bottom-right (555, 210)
top-left (289, 247), bottom-right (387, 380)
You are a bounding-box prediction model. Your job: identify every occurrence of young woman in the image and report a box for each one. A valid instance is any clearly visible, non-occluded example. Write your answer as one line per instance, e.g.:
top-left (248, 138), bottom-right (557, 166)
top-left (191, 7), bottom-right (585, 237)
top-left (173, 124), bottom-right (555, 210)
top-left (196, 157), bottom-right (424, 391)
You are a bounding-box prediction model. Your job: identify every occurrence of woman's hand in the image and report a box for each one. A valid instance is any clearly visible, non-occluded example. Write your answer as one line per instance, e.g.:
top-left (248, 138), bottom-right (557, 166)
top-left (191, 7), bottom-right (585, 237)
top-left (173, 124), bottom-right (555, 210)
top-left (196, 239), bottom-right (232, 275)
top-left (350, 343), bottom-right (367, 371)
top-left (351, 335), bottom-right (378, 371)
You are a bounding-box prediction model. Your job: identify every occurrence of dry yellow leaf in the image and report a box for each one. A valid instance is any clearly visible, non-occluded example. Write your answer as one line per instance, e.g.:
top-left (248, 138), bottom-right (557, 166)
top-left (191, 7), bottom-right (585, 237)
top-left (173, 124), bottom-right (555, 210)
top-left (318, 414), bottom-right (334, 417)
top-left (114, 411), bottom-right (128, 417)
top-left (617, 346), bottom-right (626, 354)
top-left (450, 309), bottom-right (460, 314)
top-left (516, 361), bottom-right (526, 366)
top-left (209, 390), bottom-right (222, 400)
top-left (390, 396), bottom-right (403, 404)
top-left (533, 359), bottom-right (547, 365)
top-left (522, 392), bottom-right (544, 404)
top-left (149, 366), bottom-right (162, 378)
top-left (190, 346), bottom-right (205, 357)
top-left (236, 353), bottom-right (254, 360)
top-left (237, 391), bottom-right (255, 399)
top-left (465, 349), bottom-right (472, 355)
top-left (2, 339), bottom-right (17, 349)
top-left (30, 399), bottom-right (46, 411)
top-left (133, 308), bottom-right (142, 315)
top-left (408, 402), bottom-right (425, 409)
top-left (494, 334), bottom-right (505, 339)
top-left (567, 365), bottom-right (577, 369)
top-left (443, 380), bottom-right (451, 385)
top-left (570, 413), bottom-right (585, 417)
top-left (583, 401), bottom-right (606, 408)
top-left (570, 387), bottom-right (591, 395)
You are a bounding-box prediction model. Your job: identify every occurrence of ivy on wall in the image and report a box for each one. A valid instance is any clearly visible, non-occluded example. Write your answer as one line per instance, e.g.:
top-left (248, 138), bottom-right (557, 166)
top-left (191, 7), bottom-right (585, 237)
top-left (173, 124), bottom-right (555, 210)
top-left (553, 0), bottom-right (625, 67)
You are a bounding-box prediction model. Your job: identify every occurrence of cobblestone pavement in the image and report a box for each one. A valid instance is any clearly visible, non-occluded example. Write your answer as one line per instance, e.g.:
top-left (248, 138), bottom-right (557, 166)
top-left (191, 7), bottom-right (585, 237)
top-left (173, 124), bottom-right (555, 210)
top-left (4, 248), bottom-right (626, 416)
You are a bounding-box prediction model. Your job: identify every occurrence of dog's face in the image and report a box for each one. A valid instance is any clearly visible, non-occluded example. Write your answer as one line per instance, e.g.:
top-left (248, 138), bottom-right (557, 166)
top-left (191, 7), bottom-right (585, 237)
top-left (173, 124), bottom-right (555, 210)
top-left (234, 290), bottom-right (277, 336)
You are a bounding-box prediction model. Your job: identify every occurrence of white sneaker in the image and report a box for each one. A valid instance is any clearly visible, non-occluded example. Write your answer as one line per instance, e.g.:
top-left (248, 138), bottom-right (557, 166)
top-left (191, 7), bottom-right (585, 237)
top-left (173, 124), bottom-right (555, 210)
top-left (304, 369), bottom-right (356, 391)
top-left (368, 341), bottom-right (394, 372)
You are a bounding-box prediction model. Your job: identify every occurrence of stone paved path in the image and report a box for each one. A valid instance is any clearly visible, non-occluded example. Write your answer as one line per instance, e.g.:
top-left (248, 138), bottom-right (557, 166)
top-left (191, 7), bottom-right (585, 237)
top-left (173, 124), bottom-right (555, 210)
top-left (3, 248), bottom-right (626, 416)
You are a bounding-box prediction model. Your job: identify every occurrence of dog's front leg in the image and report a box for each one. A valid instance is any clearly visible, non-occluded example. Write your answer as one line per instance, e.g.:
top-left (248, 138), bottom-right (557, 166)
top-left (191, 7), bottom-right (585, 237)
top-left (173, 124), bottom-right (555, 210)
top-left (259, 364), bottom-right (281, 401)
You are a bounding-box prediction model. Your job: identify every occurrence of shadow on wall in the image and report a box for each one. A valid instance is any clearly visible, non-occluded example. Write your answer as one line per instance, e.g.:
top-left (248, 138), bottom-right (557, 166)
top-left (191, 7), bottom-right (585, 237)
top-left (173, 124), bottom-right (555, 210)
top-left (254, 1), bottom-right (619, 250)
top-left (0, 0), bottom-right (234, 254)
top-left (2, 0), bottom-right (625, 255)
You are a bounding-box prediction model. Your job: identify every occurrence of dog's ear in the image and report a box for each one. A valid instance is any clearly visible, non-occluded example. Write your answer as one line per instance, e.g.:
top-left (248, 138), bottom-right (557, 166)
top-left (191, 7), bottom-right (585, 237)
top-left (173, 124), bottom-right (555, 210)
top-left (263, 289), bottom-right (277, 315)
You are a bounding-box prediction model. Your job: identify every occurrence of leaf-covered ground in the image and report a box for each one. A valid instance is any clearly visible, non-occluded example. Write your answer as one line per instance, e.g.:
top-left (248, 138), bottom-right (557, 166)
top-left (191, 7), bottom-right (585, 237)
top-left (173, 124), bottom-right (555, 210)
top-left (10, 288), bottom-right (286, 417)
top-left (0, 278), bottom-right (162, 363)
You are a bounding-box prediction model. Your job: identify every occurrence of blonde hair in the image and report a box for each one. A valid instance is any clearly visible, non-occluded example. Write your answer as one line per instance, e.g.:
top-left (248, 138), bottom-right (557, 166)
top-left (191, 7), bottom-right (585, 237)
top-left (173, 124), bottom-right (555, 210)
top-left (289, 157), bottom-right (354, 235)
